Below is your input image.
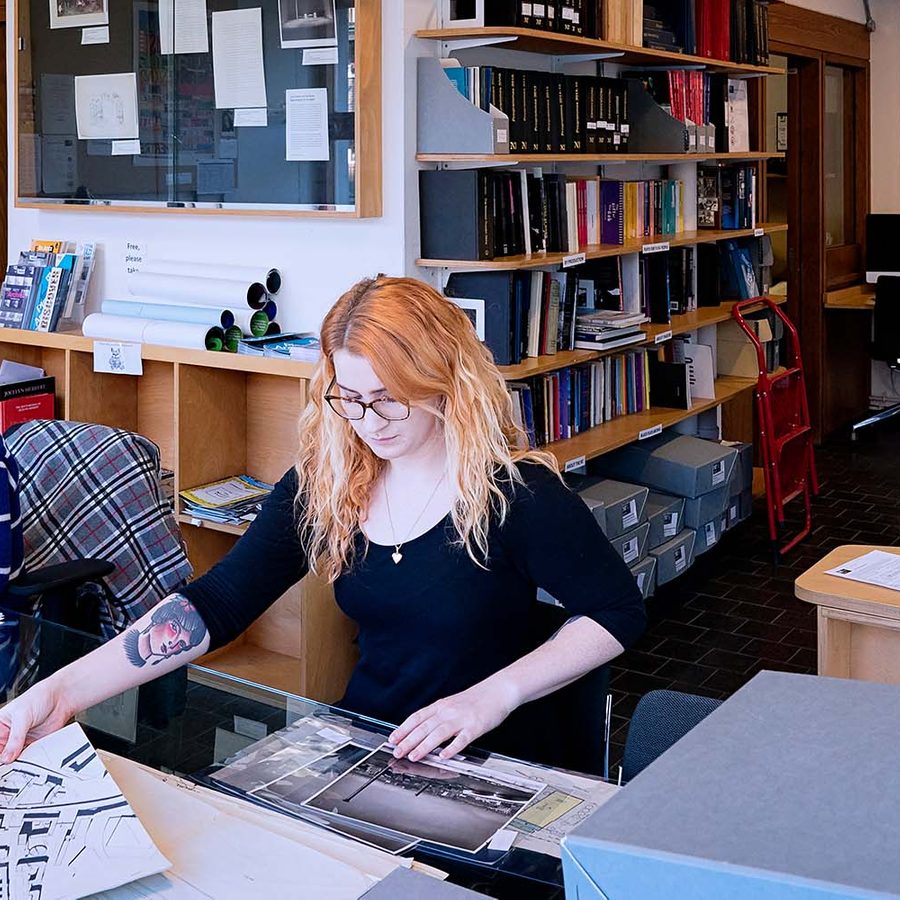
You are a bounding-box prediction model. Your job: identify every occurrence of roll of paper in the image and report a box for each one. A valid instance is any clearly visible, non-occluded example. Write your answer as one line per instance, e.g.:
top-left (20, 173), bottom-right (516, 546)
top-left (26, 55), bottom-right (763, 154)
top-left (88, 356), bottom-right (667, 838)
top-left (265, 321), bottom-right (281, 336)
top-left (127, 271), bottom-right (267, 309)
top-left (263, 299), bottom-right (277, 321)
top-left (224, 325), bottom-right (243, 352)
top-left (221, 308), bottom-right (269, 336)
top-left (83, 313), bottom-right (151, 342)
top-left (138, 260), bottom-right (281, 295)
top-left (83, 313), bottom-right (224, 351)
top-left (102, 298), bottom-right (224, 327)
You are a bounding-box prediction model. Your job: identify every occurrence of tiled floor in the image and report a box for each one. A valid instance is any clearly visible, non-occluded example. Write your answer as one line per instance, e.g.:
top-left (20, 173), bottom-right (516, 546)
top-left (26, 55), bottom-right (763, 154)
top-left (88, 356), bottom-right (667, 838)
top-left (606, 417), bottom-right (900, 767)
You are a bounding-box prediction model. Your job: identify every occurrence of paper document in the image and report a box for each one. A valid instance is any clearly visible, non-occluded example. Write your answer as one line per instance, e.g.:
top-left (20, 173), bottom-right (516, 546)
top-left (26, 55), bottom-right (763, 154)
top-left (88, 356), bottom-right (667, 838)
top-left (0, 359), bottom-right (45, 384)
top-left (40, 73), bottom-right (77, 134)
top-left (825, 550), bottom-right (900, 592)
top-left (159, 0), bottom-right (209, 55)
top-left (41, 135), bottom-right (78, 193)
top-left (286, 87), bottom-right (330, 161)
top-left (212, 8), bottom-right (267, 109)
top-left (0, 724), bottom-right (169, 898)
top-left (235, 107), bottom-right (268, 127)
top-left (74, 72), bottom-right (139, 140)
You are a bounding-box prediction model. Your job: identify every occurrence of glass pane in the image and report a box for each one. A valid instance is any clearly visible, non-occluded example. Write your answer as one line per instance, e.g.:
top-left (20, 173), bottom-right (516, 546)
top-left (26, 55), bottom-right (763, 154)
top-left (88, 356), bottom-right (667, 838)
top-left (765, 54), bottom-right (789, 286)
top-left (824, 66), bottom-right (845, 248)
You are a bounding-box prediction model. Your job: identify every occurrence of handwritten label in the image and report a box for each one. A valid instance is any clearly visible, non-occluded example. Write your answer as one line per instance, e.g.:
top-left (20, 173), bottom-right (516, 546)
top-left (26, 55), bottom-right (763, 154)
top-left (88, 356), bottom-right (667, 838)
top-left (302, 46), bottom-right (339, 66)
top-left (564, 455), bottom-right (586, 473)
top-left (642, 241), bottom-right (670, 255)
top-left (93, 341), bottom-right (143, 376)
top-left (562, 252), bottom-right (586, 269)
top-left (124, 241), bottom-right (147, 275)
top-left (753, 227), bottom-right (765, 237)
top-left (654, 329), bottom-right (673, 345)
top-left (639, 424), bottom-right (663, 440)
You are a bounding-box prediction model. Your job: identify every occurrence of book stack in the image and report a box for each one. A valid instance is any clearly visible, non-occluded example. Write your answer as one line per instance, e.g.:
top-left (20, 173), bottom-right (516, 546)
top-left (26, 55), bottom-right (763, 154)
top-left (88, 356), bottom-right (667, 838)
top-left (574, 309), bottom-right (648, 352)
top-left (237, 332), bottom-right (321, 361)
top-left (484, 1), bottom-right (603, 38)
top-left (179, 475), bottom-right (274, 527)
top-left (0, 241), bottom-right (96, 332)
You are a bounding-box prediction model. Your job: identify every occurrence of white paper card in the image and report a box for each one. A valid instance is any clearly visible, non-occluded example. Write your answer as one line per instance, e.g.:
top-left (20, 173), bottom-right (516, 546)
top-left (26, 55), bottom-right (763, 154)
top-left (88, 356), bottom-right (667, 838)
top-left (93, 341), bottom-right (143, 375)
top-left (74, 72), bottom-right (139, 140)
top-left (674, 546), bottom-right (687, 572)
top-left (302, 46), bottom-right (339, 66)
top-left (212, 8), bottom-right (267, 109)
top-left (234, 107), bottom-right (268, 127)
top-left (663, 512), bottom-right (678, 538)
top-left (111, 139), bottom-right (141, 155)
top-left (825, 550), bottom-right (900, 592)
top-left (712, 459), bottom-right (726, 486)
top-left (705, 522), bottom-right (717, 547)
top-left (621, 499), bottom-right (638, 530)
top-left (623, 538), bottom-right (639, 564)
top-left (487, 829), bottom-right (517, 852)
top-left (285, 88), bottom-right (330, 161)
top-left (159, 0), bottom-right (210, 55)
top-left (81, 26), bottom-right (109, 44)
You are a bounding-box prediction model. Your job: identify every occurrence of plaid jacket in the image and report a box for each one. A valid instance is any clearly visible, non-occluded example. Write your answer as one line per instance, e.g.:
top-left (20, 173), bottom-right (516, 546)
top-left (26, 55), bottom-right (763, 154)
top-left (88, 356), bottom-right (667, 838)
top-left (6, 420), bottom-right (192, 629)
top-left (0, 436), bottom-right (25, 589)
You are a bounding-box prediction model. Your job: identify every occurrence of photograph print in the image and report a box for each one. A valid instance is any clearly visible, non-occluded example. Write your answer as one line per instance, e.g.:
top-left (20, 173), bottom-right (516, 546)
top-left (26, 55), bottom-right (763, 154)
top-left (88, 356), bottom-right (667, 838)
top-left (278, 0), bottom-right (338, 49)
top-left (303, 747), bottom-right (542, 853)
top-left (49, 0), bottom-right (109, 29)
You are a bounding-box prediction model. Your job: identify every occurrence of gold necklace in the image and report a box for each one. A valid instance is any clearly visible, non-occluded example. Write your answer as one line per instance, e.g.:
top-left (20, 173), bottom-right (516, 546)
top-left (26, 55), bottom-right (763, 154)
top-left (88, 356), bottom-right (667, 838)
top-left (383, 473), bottom-right (446, 564)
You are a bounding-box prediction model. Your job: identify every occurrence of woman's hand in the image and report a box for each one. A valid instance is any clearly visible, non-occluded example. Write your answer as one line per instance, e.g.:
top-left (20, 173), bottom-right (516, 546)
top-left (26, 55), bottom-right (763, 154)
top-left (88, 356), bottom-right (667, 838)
top-left (389, 678), bottom-right (520, 762)
top-left (0, 677), bottom-right (74, 764)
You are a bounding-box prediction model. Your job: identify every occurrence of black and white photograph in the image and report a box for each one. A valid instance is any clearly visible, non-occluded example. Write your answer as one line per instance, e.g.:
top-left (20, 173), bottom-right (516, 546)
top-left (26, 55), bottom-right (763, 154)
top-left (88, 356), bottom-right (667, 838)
top-left (278, 0), bottom-right (338, 49)
top-left (49, 0), bottom-right (109, 29)
top-left (303, 747), bottom-right (543, 853)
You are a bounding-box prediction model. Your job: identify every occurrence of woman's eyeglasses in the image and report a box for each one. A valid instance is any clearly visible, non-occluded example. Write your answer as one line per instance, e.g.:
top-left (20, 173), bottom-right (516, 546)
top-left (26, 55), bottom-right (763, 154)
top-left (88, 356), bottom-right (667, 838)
top-left (324, 379), bottom-right (411, 421)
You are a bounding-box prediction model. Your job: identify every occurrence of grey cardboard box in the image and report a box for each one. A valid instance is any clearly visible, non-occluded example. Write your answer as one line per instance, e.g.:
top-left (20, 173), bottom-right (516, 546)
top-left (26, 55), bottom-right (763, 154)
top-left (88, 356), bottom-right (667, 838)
top-left (596, 434), bottom-right (738, 498)
top-left (651, 529), bottom-right (695, 585)
top-left (683, 484), bottom-right (730, 529)
top-left (576, 491), bottom-right (607, 535)
top-left (739, 487), bottom-right (753, 523)
top-left (694, 512), bottom-right (729, 556)
top-left (645, 492), bottom-right (685, 550)
top-left (578, 480), bottom-right (648, 539)
top-left (723, 440), bottom-right (753, 492)
top-left (610, 522), bottom-right (650, 566)
top-left (630, 556), bottom-right (657, 600)
top-left (725, 487), bottom-right (753, 529)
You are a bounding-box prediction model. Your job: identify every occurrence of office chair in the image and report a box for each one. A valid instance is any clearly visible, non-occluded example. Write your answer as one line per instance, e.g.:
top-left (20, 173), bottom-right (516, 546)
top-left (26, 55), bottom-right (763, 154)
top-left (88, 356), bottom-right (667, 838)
top-left (852, 275), bottom-right (900, 438)
top-left (621, 689), bottom-right (722, 782)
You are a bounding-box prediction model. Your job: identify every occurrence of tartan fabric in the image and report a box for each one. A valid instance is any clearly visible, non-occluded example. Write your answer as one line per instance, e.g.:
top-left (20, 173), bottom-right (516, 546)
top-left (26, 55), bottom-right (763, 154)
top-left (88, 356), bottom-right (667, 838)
top-left (6, 420), bottom-right (192, 628)
top-left (0, 435), bottom-right (25, 589)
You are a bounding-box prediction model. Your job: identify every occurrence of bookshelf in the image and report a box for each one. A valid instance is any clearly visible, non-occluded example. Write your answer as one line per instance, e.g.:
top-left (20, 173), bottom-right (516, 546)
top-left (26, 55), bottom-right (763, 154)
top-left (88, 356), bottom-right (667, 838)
top-left (417, 153), bottom-right (784, 164)
top-left (0, 329), bottom-right (356, 701)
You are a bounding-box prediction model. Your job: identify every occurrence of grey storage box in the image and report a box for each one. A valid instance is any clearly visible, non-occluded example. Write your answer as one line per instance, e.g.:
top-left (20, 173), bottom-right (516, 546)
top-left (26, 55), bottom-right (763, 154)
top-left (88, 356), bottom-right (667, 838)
top-left (651, 529), bottom-right (695, 585)
top-left (597, 434), bottom-right (737, 499)
top-left (739, 487), bottom-right (753, 523)
top-left (630, 556), bottom-right (657, 600)
top-left (578, 480), bottom-right (648, 539)
top-left (610, 522), bottom-right (650, 566)
top-left (576, 491), bottom-right (607, 535)
top-left (645, 492), bottom-right (685, 550)
top-left (683, 484), bottom-right (730, 529)
top-left (725, 493), bottom-right (741, 530)
top-left (723, 440), bottom-right (753, 492)
top-left (694, 513), bottom-right (728, 556)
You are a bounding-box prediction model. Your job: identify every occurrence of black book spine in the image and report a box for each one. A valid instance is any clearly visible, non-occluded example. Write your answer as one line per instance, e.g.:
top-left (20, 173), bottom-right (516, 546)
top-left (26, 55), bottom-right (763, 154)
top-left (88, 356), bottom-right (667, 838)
top-left (585, 79), bottom-right (598, 154)
top-left (552, 74), bottom-right (565, 153)
top-left (480, 171), bottom-right (494, 260)
top-left (529, 72), bottom-right (542, 153)
top-left (505, 69), bottom-right (518, 153)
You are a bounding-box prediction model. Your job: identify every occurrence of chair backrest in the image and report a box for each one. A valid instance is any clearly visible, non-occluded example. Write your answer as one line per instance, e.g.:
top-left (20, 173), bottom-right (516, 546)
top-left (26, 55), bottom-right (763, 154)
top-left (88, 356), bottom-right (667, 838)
top-left (0, 433), bottom-right (25, 594)
top-left (622, 689), bottom-right (722, 782)
top-left (6, 420), bottom-right (192, 631)
top-left (873, 275), bottom-right (900, 365)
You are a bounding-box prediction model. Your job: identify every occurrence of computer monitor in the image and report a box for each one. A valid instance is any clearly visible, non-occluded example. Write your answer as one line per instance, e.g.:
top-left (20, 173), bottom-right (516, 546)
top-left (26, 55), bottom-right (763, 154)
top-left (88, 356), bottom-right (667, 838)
top-left (866, 213), bottom-right (900, 283)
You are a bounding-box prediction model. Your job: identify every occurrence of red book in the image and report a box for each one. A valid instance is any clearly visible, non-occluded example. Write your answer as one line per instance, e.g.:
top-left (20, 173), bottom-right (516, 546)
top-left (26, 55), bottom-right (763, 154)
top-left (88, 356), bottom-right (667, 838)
top-left (0, 376), bottom-right (55, 431)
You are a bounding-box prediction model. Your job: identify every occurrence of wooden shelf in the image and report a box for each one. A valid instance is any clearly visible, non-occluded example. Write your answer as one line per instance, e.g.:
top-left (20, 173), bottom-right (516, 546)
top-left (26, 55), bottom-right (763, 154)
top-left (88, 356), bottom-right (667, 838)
top-left (177, 513), bottom-right (249, 537)
top-left (419, 223), bottom-right (788, 270)
top-left (415, 27), bottom-right (785, 76)
top-left (498, 297), bottom-right (788, 380)
top-left (824, 283), bottom-right (875, 310)
top-left (545, 375), bottom-right (757, 469)
top-left (417, 152), bottom-right (784, 164)
top-left (198, 644), bottom-right (305, 696)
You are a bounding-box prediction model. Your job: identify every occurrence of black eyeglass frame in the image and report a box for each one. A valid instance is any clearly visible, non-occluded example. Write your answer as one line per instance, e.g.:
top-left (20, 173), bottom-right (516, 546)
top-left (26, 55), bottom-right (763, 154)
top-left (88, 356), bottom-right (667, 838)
top-left (323, 378), bottom-right (412, 421)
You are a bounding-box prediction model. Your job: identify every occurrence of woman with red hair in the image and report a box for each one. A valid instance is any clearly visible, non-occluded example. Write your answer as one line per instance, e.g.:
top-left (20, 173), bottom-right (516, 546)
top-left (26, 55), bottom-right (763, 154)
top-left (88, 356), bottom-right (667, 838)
top-left (0, 276), bottom-right (644, 766)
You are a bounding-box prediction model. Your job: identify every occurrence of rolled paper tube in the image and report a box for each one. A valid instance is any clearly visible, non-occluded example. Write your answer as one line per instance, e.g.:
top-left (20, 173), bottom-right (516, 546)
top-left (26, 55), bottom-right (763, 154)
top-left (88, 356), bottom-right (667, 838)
top-left (142, 321), bottom-right (226, 351)
top-left (224, 326), bottom-right (243, 352)
top-left (83, 312), bottom-right (152, 342)
top-left (101, 298), bottom-right (224, 327)
top-left (137, 260), bottom-right (281, 295)
top-left (127, 271), bottom-right (267, 309)
top-left (263, 299), bottom-right (277, 321)
top-left (222, 308), bottom-right (270, 336)
top-left (265, 321), bottom-right (281, 336)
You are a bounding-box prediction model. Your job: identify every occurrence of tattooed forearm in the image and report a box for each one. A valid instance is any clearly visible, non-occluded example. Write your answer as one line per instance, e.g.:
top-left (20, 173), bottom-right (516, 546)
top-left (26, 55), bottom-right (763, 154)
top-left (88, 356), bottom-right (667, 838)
top-left (123, 595), bottom-right (209, 668)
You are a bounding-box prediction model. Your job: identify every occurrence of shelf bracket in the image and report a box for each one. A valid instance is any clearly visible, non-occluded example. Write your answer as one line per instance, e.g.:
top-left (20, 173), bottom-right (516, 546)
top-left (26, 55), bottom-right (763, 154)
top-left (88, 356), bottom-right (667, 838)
top-left (436, 159), bottom-right (521, 170)
top-left (440, 36), bottom-right (517, 53)
top-left (553, 52), bottom-right (626, 67)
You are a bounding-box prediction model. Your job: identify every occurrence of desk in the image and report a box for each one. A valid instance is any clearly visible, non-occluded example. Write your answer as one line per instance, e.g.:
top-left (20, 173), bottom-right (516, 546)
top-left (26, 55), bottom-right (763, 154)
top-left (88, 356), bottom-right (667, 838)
top-left (795, 544), bottom-right (900, 682)
top-left (823, 283), bottom-right (875, 309)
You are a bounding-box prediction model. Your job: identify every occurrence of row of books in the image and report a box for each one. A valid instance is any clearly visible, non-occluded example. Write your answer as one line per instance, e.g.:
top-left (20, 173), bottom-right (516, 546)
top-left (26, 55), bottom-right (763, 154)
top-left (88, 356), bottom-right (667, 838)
top-left (479, 1), bottom-right (603, 38)
top-left (444, 65), bottom-right (630, 155)
top-left (698, 164), bottom-right (758, 230)
top-left (0, 241), bottom-right (96, 332)
top-left (643, 0), bottom-right (769, 66)
top-left (179, 475), bottom-right (274, 527)
top-left (509, 349), bottom-right (651, 446)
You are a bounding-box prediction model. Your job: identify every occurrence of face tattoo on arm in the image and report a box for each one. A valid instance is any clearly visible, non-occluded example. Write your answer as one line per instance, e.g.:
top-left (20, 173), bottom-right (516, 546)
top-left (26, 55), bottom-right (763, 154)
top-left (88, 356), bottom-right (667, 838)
top-left (123, 596), bottom-right (208, 668)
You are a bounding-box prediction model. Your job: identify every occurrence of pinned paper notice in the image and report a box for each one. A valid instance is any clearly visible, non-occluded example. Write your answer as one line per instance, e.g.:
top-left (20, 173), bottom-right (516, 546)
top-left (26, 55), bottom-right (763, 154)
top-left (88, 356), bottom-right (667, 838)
top-left (111, 139), bottom-right (141, 156)
top-left (234, 107), bottom-right (268, 127)
top-left (159, 0), bottom-right (209, 55)
top-left (285, 88), bottom-right (330, 161)
top-left (93, 341), bottom-right (143, 376)
top-left (81, 26), bottom-right (109, 44)
top-left (212, 8), bottom-right (267, 109)
top-left (302, 46), bottom-right (339, 66)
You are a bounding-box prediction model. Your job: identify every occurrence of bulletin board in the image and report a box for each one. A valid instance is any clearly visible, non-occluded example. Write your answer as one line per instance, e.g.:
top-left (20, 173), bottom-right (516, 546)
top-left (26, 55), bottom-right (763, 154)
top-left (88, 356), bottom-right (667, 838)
top-left (15, 0), bottom-right (382, 216)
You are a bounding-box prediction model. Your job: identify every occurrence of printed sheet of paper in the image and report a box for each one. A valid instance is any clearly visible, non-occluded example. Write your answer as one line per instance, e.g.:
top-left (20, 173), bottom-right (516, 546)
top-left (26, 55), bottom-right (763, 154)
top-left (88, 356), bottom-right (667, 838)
top-left (286, 87), bottom-right (329, 161)
top-left (159, 0), bottom-right (209, 55)
top-left (40, 73), bottom-right (77, 135)
top-left (212, 8), bottom-right (267, 109)
top-left (74, 72), bottom-right (139, 140)
top-left (41, 135), bottom-right (78, 193)
top-left (825, 549), bottom-right (900, 592)
top-left (0, 724), bottom-right (169, 899)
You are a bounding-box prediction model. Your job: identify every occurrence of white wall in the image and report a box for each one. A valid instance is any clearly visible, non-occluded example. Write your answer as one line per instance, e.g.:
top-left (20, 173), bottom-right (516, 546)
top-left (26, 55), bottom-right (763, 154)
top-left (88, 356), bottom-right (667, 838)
top-left (5, 2), bottom-right (410, 333)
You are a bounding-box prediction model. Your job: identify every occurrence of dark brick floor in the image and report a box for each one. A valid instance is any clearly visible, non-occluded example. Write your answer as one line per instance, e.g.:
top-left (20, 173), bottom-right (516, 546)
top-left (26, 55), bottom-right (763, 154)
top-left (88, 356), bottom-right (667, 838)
top-left (606, 416), bottom-right (900, 768)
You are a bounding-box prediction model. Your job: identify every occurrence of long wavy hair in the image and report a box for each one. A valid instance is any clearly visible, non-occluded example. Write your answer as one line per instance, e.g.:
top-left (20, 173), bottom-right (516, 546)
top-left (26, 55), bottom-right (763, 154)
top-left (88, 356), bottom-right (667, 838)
top-left (295, 276), bottom-right (557, 582)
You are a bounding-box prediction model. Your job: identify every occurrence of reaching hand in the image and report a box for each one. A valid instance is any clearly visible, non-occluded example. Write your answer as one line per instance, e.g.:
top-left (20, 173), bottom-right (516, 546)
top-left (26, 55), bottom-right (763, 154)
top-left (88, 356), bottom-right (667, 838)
top-left (388, 679), bottom-right (519, 762)
top-left (0, 679), bottom-right (73, 764)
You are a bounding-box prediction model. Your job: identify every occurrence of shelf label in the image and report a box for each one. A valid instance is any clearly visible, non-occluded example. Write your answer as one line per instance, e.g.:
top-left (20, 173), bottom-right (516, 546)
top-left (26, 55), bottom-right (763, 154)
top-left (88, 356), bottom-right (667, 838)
top-left (753, 227), bottom-right (765, 237)
top-left (639, 424), bottom-right (663, 441)
top-left (93, 341), bottom-right (143, 376)
top-left (642, 242), bottom-right (670, 255)
top-left (654, 330), bottom-right (673, 345)
top-left (562, 252), bottom-right (586, 269)
top-left (564, 455), bottom-right (586, 473)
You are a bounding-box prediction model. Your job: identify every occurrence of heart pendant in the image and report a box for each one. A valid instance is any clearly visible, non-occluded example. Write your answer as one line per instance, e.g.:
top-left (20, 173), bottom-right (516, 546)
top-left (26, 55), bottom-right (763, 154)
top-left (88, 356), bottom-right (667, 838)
top-left (391, 551), bottom-right (403, 565)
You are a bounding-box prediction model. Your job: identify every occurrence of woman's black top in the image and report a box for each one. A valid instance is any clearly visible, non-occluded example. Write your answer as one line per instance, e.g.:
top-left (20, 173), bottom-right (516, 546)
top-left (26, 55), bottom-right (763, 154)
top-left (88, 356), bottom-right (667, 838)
top-left (181, 463), bottom-right (645, 763)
